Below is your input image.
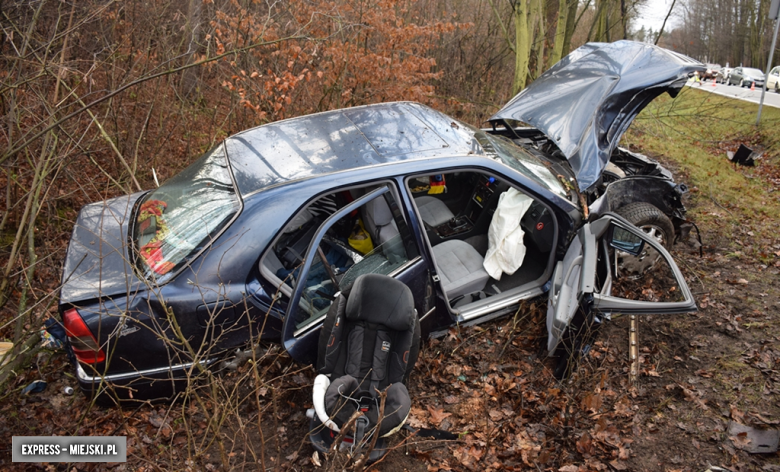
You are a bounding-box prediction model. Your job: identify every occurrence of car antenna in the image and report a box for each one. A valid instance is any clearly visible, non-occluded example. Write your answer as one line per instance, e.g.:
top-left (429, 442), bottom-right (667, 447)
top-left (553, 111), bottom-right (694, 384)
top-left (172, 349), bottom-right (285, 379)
top-left (152, 168), bottom-right (160, 188)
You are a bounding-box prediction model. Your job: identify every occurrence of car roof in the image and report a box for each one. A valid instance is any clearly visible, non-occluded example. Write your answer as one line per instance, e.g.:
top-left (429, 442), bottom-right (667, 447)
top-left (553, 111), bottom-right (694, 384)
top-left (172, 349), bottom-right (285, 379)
top-left (224, 102), bottom-right (481, 196)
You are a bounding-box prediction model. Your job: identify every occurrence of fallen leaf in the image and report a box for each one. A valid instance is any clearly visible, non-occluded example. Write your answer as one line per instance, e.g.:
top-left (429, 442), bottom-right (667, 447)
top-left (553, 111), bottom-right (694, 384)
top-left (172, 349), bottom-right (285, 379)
top-left (618, 445), bottom-right (630, 460)
top-left (610, 459), bottom-right (628, 470)
top-left (730, 405), bottom-right (745, 422)
top-left (427, 405), bottom-right (452, 426)
top-left (576, 432), bottom-right (594, 456)
top-left (730, 432), bottom-right (752, 449)
top-left (581, 394), bottom-right (603, 414)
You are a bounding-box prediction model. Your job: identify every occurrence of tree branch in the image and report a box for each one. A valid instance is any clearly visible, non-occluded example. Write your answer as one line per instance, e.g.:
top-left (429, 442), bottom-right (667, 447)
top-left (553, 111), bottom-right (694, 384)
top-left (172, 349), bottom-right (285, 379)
top-left (1, 34), bottom-right (311, 166)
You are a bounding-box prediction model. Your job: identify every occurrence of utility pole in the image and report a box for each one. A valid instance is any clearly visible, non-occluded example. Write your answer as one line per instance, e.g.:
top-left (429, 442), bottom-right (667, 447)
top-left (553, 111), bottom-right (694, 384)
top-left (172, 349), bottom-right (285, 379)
top-left (757, 0), bottom-right (780, 125)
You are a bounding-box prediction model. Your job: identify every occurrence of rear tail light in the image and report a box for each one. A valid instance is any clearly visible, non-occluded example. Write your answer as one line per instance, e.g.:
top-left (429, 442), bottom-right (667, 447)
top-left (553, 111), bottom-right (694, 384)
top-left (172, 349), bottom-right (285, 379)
top-left (62, 308), bottom-right (105, 364)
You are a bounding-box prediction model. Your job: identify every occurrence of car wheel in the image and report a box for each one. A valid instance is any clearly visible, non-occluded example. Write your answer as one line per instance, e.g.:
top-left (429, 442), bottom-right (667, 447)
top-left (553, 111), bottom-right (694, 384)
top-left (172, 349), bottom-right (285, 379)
top-left (614, 202), bottom-right (674, 278)
top-left (775, 83), bottom-right (779, 93)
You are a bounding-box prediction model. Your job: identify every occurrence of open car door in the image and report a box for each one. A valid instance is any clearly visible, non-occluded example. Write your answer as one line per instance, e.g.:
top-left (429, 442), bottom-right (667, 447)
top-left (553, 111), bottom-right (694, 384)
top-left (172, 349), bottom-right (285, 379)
top-left (547, 213), bottom-right (697, 355)
top-left (281, 185), bottom-right (426, 365)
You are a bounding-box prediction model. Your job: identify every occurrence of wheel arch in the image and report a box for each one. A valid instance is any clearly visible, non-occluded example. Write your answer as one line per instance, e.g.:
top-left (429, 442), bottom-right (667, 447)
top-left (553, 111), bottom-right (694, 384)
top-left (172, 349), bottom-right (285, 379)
top-left (588, 176), bottom-right (687, 231)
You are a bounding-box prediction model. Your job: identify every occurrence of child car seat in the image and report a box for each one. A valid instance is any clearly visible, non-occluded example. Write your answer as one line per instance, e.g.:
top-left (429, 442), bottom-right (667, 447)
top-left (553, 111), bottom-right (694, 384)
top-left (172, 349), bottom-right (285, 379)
top-left (309, 273), bottom-right (420, 461)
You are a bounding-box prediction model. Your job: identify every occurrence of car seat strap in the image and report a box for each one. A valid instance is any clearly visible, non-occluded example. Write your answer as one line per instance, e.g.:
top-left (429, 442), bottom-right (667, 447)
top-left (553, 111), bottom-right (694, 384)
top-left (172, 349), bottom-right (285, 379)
top-left (321, 297), bottom-right (348, 374)
top-left (346, 325), bottom-right (364, 378)
top-left (370, 330), bottom-right (391, 394)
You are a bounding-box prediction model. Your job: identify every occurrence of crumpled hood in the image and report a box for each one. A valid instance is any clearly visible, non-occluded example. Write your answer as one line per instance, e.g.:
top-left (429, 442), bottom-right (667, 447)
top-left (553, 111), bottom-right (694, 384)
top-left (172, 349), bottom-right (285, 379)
top-left (60, 192), bottom-right (145, 304)
top-left (490, 40), bottom-right (704, 191)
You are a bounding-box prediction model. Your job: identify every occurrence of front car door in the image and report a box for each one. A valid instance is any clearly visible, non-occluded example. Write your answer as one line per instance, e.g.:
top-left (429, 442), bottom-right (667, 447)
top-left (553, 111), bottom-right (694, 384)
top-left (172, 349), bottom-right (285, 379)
top-left (547, 212), bottom-right (696, 357)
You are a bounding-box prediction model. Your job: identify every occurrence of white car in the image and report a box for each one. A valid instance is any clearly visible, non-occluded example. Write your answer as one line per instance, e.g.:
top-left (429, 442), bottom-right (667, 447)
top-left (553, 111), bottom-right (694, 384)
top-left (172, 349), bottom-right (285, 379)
top-left (767, 66), bottom-right (780, 92)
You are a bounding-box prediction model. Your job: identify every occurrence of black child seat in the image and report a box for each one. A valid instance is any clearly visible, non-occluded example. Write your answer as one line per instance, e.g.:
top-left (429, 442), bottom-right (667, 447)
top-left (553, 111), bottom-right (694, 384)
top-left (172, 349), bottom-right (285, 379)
top-left (309, 273), bottom-right (420, 461)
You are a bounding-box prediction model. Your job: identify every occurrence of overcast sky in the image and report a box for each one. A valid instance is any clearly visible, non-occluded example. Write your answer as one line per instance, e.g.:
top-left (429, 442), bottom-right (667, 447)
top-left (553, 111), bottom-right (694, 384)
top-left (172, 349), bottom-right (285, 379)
top-left (633, 0), bottom-right (679, 33)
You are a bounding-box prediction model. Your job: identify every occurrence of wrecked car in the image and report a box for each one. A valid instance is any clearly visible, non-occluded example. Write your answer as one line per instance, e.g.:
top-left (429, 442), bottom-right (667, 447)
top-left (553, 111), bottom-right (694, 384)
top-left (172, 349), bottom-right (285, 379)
top-left (59, 40), bottom-right (701, 403)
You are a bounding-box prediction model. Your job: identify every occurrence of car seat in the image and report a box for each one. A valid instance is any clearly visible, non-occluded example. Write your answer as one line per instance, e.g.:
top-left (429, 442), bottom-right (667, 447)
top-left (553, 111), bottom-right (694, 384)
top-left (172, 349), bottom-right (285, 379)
top-left (308, 273), bottom-right (420, 461)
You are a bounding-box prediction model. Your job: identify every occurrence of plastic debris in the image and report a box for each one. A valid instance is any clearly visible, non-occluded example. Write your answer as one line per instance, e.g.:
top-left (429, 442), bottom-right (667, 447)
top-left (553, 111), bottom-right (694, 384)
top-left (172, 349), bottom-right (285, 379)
top-left (22, 380), bottom-right (47, 395)
top-left (0, 342), bottom-right (12, 366)
top-left (63, 386), bottom-right (74, 395)
top-left (39, 330), bottom-right (62, 350)
top-left (43, 318), bottom-right (67, 347)
top-left (726, 144), bottom-right (761, 167)
top-left (728, 420), bottom-right (780, 454)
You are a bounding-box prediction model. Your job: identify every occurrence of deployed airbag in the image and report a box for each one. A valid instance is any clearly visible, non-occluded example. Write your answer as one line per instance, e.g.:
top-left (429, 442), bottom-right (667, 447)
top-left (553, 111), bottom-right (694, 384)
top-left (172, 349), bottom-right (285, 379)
top-left (483, 188), bottom-right (534, 280)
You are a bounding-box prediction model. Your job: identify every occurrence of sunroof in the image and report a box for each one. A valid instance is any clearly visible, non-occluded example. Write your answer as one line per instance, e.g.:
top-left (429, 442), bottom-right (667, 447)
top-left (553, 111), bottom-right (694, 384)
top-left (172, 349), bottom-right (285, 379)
top-left (343, 103), bottom-right (449, 157)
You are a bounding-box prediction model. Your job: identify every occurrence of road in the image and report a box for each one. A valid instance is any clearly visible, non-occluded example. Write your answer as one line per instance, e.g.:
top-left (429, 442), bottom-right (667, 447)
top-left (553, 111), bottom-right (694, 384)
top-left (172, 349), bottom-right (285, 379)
top-left (688, 79), bottom-right (780, 109)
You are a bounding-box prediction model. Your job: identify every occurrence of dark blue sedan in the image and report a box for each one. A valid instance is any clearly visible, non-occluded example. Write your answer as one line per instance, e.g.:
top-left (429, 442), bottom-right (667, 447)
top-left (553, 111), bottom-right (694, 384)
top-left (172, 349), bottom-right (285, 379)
top-left (59, 41), bottom-right (701, 402)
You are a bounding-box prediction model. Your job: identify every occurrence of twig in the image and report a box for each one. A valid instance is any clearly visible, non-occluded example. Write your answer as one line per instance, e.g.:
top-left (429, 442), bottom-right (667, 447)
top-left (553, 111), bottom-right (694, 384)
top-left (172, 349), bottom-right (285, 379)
top-left (708, 181), bottom-right (734, 217)
top-left (352, 388), bottom-right (388, 469)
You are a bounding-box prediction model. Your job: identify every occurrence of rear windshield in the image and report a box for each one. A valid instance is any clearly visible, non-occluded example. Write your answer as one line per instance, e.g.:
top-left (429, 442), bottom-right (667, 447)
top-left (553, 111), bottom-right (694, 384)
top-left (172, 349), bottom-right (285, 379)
top-left (132, 144), bottom-right (240, 282)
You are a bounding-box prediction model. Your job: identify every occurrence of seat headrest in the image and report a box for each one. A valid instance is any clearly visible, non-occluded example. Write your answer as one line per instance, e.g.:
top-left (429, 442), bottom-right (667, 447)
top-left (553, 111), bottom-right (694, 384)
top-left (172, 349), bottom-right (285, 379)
top-left (365, 197), bottom-right (394, 227)
top-left (346, 274), bottom-right (415, 332)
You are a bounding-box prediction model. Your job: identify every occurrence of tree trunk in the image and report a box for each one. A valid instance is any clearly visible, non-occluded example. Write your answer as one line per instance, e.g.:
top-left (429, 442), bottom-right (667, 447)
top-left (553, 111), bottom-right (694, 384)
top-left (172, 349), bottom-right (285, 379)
top-left (562, 0), bottom-right (580, 57)
top-left (550, 0), bottom-right (570, 66)
top-left (532, 0), bottom-right (546, 79)
top-left (181, 0), bottom-right (203, 98)
top-left (513, 0), bottom-right (532, 93)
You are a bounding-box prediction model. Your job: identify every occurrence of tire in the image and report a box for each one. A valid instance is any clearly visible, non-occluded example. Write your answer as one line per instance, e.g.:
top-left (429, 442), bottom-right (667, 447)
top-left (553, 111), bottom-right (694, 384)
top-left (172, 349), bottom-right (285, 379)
top-left (775, 83), bottom-right (779, 93)
top-left (614, 202), bottom-right (675, 277)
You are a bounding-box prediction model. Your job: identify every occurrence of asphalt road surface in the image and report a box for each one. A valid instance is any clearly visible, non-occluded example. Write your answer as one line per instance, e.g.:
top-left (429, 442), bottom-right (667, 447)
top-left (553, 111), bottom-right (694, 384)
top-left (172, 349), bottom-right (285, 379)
top-left (688, 78), bottom-right (780, 109)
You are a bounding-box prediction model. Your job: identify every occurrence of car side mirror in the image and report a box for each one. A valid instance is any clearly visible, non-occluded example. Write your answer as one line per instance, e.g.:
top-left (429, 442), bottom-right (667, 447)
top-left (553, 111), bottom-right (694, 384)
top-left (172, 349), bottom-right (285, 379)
top-left (608, 224), bottom-right (645, 256)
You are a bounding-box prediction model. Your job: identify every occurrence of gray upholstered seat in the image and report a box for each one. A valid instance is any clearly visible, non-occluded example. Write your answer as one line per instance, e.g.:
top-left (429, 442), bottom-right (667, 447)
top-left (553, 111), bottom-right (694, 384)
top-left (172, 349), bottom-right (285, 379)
top-left (414, 196), bottom-right (454, 227)
top-left (432, 239), bottom-right (490, 300)
top-left (361, 197), bottom-right (399, 246)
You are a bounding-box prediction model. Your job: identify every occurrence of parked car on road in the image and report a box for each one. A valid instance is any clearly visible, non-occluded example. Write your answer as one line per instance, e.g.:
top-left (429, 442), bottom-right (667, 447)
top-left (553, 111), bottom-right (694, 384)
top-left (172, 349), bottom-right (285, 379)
top-left (766, 66), bottom-right (780, 92)
top-left (728, 67), bottom-right (765, 88)
top-left (59, 41), bottom-right (701, 403)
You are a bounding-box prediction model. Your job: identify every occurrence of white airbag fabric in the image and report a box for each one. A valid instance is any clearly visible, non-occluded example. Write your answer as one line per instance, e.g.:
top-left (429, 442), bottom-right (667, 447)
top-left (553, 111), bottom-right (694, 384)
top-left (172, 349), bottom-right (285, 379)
top-left (483, 188), bottom-right (533, 280)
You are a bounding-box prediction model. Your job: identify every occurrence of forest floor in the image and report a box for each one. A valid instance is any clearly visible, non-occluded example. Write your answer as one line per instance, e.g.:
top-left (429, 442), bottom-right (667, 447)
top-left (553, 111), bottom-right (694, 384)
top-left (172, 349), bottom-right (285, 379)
top-left (1, 89), bottom-right (780, 472)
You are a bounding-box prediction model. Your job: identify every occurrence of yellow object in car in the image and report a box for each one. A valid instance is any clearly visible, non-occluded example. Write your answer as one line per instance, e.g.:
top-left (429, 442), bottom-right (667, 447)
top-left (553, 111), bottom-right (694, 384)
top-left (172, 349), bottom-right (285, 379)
top-left (348, 219), bottom-right (374, 255)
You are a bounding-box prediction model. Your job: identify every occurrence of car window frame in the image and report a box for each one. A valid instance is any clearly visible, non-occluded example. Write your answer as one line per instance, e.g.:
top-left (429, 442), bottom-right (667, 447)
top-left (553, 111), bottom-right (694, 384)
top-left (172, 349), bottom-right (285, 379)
top-left (129, 142), bottom-right (245, 287)
top-left (546, 212), bottom-right (696, 353)
top-left (280, 184), bottom-right (423, 345)
top-left (257, 179), bottom-right (409, 302)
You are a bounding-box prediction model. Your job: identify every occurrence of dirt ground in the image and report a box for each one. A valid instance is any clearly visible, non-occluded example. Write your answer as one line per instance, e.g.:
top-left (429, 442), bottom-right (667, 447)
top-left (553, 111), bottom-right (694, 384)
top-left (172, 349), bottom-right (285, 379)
top-left (1, 157), bottom-right (779, 472)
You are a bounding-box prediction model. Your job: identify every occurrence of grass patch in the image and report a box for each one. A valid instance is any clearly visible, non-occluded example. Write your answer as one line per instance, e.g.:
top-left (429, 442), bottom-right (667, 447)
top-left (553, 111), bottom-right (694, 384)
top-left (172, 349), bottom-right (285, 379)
top-left (623, 87), bottom-right (780, 247)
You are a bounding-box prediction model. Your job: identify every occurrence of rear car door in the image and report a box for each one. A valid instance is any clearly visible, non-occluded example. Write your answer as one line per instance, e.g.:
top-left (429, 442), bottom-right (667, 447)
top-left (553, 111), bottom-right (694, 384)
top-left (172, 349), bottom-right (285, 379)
top-left (281, 185), bottom-right (431, 364)
top-left (547, 213), bottom-right (696, 354)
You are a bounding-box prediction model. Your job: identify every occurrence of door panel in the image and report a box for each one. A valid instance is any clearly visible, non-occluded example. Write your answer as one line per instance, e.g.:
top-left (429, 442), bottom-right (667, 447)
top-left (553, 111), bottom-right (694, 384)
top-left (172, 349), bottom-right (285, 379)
top-left (546, 214), bottom-right (696, 354)
top-left (546, 230), bottom-right (591, 353)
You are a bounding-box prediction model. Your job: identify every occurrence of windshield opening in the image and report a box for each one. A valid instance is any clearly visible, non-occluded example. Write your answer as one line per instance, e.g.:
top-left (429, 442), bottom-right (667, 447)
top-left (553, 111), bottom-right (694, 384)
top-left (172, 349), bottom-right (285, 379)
top-left (132, 144), bottom-right (240, 283)
top-left (476, 131), bottom-right (568, 199)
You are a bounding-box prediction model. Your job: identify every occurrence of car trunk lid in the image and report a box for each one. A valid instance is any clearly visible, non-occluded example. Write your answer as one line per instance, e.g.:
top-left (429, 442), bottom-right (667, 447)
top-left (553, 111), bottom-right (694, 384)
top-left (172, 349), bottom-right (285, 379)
top-left (489, 40), bottom-right (704, 191)
top-left (60, 192), bottom-right (145, 304)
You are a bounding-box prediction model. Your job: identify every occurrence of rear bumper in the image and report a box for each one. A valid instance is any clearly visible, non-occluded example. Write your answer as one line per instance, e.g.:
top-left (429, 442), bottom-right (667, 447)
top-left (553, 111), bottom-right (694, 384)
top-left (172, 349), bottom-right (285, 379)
top-left (75, 358), bottom-right (217, 403)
